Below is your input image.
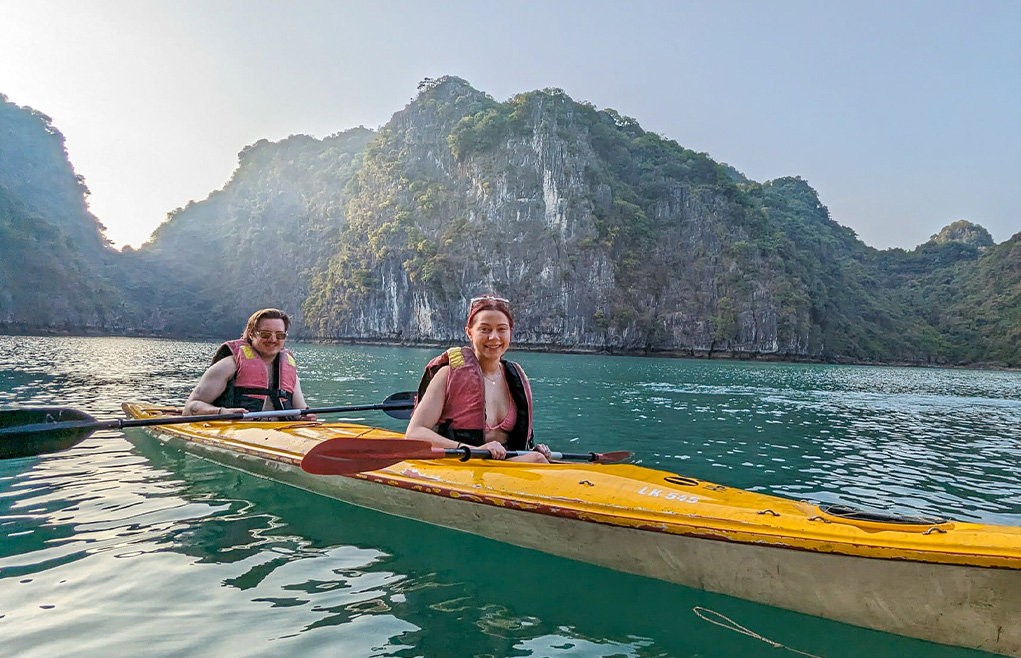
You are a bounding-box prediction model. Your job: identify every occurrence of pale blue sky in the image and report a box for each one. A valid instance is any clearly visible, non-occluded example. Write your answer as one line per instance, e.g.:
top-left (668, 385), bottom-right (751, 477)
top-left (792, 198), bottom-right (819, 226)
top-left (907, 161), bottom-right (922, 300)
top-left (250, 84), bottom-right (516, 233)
top-left (1, 0), bottom-right (1017, 249)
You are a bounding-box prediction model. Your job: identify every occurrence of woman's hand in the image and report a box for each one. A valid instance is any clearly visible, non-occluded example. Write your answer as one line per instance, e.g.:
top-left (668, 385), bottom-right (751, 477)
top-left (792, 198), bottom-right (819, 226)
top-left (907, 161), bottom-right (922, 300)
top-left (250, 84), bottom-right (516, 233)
top-left (533, 443), bottom-right (552, 460)
top-left (219, 407), bottom-right (248, 415)
top-left (480, 441), bottom-right (507, 460)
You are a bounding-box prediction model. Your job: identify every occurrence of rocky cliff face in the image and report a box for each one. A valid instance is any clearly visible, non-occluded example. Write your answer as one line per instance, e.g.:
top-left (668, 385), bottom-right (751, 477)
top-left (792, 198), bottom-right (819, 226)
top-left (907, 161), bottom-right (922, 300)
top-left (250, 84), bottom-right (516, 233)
top-left (4, 79), bottom-right (1015, 364)
top-left (928, 220), bottom-right (994, 250)
top-left (305, 77), bottom-right (811, 355)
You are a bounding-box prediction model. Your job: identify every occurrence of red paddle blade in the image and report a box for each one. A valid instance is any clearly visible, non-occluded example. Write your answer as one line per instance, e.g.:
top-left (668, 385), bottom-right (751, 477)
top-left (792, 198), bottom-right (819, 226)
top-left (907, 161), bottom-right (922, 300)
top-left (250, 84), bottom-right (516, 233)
top-left (301, 438), bottom-right (442, 475)
top-left (593, 450), bottom-right (633, 464)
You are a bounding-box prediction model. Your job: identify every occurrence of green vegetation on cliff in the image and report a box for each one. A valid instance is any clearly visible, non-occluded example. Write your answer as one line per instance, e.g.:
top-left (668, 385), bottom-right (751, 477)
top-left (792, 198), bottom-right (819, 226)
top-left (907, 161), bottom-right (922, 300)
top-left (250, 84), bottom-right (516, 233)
top-left (0, 94), bottom-right (127, 330)
top-left (130, 128), bottom-right (376, 337)
top-left (904, 234), bottom-right (1021, 365)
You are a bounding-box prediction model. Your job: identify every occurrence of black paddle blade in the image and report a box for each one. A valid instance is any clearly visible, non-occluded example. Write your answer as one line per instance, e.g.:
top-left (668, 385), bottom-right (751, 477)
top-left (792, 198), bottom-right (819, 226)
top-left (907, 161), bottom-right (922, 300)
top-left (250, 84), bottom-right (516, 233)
top-left (0, 408), bottom-right (99, 459)
top-left (380, 391), bottom-right (416, 420)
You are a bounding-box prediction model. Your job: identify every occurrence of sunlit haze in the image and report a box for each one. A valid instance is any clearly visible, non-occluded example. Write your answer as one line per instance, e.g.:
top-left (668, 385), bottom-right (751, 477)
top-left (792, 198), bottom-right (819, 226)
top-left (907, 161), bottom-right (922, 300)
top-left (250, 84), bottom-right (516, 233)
top-left (1, 0), bottom-right (1018, 249)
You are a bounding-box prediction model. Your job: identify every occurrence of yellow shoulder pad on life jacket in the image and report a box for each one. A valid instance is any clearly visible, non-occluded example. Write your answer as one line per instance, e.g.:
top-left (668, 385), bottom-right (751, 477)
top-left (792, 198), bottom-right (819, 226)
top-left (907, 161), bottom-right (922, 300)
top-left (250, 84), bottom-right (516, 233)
top-left (240, 345), bottom-right (257, 359)
top-left (286, 353), bottom-right (296, 367)
top-left (447, 346), bottom-right (465, 369)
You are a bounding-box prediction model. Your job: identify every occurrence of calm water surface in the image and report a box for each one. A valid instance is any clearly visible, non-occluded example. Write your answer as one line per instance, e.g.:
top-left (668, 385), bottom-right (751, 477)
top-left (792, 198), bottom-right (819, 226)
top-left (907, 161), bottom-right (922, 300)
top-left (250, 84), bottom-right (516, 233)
top-left (1, 335), bottom-right (1019, 657)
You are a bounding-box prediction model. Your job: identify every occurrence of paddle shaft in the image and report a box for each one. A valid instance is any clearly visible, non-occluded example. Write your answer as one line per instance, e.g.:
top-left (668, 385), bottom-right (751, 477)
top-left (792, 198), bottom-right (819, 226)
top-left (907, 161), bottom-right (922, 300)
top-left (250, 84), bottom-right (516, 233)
top-left (300, 438), bottom-right (633, 475)
top-left (0, 393), bottom-right (418, 461)
top-left (449, 447), bottom-right (609, 462)
top-left (0, 403), bottom-right (414, 439)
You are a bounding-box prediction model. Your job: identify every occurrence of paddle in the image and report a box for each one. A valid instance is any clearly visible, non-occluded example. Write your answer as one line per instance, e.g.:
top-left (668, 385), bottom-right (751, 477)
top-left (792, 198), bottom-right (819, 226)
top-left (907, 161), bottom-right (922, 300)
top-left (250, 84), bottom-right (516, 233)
top-left (0, 391), bottom-right (417, 460)
top-left (301, 437), bottom-right (633, 475)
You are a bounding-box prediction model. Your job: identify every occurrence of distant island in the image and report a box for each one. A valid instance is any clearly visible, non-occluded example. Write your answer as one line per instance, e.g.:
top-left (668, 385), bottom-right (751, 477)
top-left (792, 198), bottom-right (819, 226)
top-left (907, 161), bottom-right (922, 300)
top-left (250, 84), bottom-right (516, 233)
top-left (1, 78), bottom-right (1018, 367)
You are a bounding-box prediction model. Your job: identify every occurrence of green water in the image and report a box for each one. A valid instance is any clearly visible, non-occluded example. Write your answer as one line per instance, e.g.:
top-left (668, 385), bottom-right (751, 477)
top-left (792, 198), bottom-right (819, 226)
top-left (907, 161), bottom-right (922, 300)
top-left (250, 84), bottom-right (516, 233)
top-left (1, 335), bottom-right (1019, 657)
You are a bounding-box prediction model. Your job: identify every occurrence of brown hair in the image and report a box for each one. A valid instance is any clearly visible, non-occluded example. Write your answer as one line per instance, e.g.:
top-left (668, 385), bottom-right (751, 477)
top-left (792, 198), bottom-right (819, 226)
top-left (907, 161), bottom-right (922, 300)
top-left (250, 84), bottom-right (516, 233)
top-left (242, 308), bottom-right (291, 340)
top-left (466, 295), bottom-right (513, 330)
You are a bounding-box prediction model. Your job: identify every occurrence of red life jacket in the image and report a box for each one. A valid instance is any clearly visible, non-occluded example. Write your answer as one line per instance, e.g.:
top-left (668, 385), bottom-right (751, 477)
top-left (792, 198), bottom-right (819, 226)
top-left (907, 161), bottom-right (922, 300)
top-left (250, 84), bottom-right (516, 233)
top-left (416, 346), bottom-right (534, 450)
top-left (211, 339), bottom-right (297, 412)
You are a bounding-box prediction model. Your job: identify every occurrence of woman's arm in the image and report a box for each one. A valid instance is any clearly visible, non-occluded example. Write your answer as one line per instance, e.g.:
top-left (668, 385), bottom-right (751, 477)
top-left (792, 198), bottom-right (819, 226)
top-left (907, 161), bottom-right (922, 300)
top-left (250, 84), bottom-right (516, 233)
top-left (292, 376), bottom-right (317, 420)
top-left (512, 368), bottom-right (550, 461)
top-left (183, 358), bottom-right (245, 416)
top-left (406, 365), bottom-right (516, 460)
top-left (405, 367), bottom-right (462, 447)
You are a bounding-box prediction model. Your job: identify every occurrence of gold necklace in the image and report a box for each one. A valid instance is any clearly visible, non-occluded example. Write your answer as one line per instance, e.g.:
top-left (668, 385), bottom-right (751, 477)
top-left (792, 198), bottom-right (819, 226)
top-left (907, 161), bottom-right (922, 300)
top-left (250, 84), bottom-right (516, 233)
top-left (482, 370), bottom-right (501, 385)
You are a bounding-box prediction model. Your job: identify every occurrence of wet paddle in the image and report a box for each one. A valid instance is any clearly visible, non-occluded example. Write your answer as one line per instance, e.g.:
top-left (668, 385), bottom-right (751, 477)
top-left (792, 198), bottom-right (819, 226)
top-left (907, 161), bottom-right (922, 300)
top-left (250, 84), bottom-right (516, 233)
top-left (300, 437), bottom-right (633, 475)
top-left (0, 391), bottom-right (417, 460)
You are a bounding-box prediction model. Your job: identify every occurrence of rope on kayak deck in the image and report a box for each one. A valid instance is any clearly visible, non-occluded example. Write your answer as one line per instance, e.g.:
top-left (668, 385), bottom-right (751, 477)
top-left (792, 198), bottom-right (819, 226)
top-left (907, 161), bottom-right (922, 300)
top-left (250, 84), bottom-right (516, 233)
top-left (693, 606), bottom-right (825, 658)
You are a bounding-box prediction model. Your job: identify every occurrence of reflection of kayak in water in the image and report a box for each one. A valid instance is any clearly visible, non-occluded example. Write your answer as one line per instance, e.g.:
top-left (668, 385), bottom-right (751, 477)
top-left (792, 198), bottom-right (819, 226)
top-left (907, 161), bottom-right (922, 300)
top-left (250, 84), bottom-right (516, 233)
top-left (123, 402), bottom-right (1021, 657)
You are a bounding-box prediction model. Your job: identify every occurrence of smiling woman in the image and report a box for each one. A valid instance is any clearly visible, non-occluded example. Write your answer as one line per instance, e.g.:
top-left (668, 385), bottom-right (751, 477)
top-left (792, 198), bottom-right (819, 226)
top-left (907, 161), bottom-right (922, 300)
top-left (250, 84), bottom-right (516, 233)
top-left (182, 308), bottom-right (312, 417)
top-left (406, 295), bottom-right (551, 463)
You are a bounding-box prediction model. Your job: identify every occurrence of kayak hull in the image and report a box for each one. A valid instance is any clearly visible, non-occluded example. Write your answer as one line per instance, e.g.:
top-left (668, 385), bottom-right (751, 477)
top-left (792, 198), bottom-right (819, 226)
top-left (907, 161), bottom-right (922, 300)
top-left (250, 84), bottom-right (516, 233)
top-left (122, 403), bottom-right (1021, 656)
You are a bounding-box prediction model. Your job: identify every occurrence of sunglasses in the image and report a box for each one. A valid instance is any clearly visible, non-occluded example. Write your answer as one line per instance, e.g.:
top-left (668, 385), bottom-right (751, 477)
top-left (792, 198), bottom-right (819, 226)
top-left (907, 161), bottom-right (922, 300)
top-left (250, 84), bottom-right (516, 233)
top-left (253, 330), bottom-right (288, 340)
top-left (470, 295), bottom-right (510, 306)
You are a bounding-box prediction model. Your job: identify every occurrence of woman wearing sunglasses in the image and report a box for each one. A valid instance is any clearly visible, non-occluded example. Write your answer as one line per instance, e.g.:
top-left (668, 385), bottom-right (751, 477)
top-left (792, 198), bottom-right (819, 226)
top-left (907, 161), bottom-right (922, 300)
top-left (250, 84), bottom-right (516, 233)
top-left (183, 308), bottom-right (312, 417)
top-left (407, 296), bottom-right (551, 462)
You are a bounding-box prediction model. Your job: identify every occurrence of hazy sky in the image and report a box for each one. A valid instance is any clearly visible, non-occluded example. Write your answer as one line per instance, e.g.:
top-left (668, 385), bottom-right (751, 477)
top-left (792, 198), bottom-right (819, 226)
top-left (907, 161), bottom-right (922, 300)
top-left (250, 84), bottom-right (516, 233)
top-left (1, 1), bottom-right (1018, 250)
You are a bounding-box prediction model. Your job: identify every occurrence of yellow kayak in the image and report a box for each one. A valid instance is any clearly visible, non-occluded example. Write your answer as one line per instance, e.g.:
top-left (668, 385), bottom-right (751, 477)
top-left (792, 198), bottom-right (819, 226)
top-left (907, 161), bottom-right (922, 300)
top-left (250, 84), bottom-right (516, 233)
top-left (122, 402), bottom-right (1021, 656)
